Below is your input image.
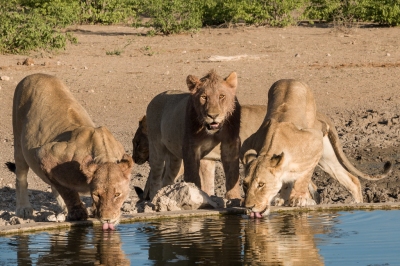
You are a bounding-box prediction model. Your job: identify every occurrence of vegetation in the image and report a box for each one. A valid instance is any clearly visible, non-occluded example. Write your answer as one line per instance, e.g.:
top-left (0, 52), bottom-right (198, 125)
top-left (1, 0), bottom-right (399, 54)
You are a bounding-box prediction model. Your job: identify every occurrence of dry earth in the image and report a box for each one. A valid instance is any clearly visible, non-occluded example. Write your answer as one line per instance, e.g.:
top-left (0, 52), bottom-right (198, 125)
top-left (0, 24), bottom-right (399, 226)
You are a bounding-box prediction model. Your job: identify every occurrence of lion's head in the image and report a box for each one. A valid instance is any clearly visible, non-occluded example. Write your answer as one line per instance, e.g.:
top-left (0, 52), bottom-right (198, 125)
top-left (186, 69), bottom-right (238, 133)
top-left (81, 154), bottom-right (133, 230)
top-left (132, 115), bottom-right (149, 165)
top-left (242, 150), bottom-right (286, 218)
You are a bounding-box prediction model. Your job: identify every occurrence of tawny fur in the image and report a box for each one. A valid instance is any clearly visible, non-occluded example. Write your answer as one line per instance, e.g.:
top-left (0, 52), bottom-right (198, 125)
top-left (143, 70), bottom-right (242, 200)
top-left (241, 79), bottom-right (392, 217)
top-left (9, 73), bottom-right (133, 226)
top-left (132, 115), bottom-right (149, 165)
top-left (133, 105), bottom-right (267, 198)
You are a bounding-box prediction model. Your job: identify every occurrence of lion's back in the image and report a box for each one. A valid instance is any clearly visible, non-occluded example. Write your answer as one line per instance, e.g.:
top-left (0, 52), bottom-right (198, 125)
top-left (13, 73), bottom-right (94, 149)
top-left (146, 90), bottom-right (189, 157)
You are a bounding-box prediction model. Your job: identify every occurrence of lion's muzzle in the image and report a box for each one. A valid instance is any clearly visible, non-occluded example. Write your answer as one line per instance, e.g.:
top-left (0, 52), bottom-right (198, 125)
top-left (206, 121), bottom-right (221, 131)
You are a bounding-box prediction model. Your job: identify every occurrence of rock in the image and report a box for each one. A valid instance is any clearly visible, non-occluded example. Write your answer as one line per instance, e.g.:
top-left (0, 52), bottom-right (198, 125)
top-left (56, 213), bottom-right (66, 222)
top-left (22, 58), bottom-right (34, 66)
top-left (46, 213), bottom-right (66, 222)
top-left (46, 214), bottom-right (57, 222)
top-left (0, 76), bottom-right (10, 81)
top-left (151, 182), bottom-right (218, 212)
top-left (9, 216), bottom-right (21, 225)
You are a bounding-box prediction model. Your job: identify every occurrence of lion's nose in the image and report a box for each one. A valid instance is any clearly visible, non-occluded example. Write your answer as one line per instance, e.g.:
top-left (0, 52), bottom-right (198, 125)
top-left (207, 113), bottom-right (219, 119)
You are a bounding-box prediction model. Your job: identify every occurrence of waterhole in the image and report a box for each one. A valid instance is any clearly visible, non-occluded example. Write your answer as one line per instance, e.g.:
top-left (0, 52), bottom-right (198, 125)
top-left (1, 210), bottom-right (399, 265)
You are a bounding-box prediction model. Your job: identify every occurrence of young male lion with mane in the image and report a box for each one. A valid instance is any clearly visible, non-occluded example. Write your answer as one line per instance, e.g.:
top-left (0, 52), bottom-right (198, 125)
top-left (143, 69), bottom-right (242, 201)
top-left (6, 73), bottom-right (133, 230)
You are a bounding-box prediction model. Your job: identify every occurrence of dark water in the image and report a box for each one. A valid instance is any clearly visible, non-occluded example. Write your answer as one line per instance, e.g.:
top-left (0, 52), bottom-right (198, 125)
top-left (1, 210), bottom-right (400, 265)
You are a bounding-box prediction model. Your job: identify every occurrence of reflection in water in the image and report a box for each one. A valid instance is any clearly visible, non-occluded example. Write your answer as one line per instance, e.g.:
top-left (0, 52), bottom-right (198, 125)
top-left (1, 210), bottom-right (400, 265)
top-left (2, 226), bottom-right (129, 265)
top-left (242, 213), bottom-right (333, 265)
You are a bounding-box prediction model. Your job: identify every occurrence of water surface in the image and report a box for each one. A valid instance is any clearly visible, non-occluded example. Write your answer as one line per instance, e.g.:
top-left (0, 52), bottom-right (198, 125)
top-left (0, 210), bottom-right (399, 265)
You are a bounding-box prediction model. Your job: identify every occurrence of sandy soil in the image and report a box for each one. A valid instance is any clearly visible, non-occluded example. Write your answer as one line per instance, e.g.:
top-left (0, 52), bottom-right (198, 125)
top-left (0, 24), bottom-right (399, 226)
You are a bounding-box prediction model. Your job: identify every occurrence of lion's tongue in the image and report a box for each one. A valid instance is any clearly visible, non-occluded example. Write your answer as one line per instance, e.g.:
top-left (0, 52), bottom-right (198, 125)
top-left (102, 223), bottom-right (115, 230)
top-left (250, 212), bottom-right (263, 219)
top-left (209, 122), bottom-right (219, 129)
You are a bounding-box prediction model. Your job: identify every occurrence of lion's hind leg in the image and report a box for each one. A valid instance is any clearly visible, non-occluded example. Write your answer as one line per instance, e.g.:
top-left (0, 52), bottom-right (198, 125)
top-left (144, 145), bottom-right (168, 200)
top-left (318, 135), bottom-right (363, 203)
top-left (162, 153), bottom-right (182, 187)
top-left (10, 158), bottom-right (34, 218)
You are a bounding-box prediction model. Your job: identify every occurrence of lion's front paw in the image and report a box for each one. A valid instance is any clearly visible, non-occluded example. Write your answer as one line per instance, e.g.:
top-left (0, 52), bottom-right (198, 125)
top-left (272, 196), bottom-right (285, 206)
top-left (289, 193), bottom-right (316, 207)
top-left (16, 205), bottom-right (33, 219)
top-left (67, 205), bottom-right (88, 221)
top-left (225, 190), bottom-right (242, 201)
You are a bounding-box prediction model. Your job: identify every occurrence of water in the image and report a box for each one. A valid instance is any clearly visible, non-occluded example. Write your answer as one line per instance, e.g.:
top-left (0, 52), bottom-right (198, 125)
top-left (1, 210), bottom-right (399, 265)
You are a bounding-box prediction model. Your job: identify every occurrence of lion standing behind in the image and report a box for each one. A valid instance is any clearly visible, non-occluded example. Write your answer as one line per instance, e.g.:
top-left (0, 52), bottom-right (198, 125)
top-left (144, 70), bottom-right (242, 200)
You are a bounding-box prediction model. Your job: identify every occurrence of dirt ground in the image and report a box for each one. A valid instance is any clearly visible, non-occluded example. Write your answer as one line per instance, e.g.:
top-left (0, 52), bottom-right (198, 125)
top-left (0, 24), bottom-right (399, 226)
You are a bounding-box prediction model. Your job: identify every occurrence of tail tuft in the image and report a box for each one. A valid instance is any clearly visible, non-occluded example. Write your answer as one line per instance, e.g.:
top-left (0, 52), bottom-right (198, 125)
top-left (5, 162), bottom-right (16, 173)
top-left (133, 186), bottom-right (144, 200)
top-left (383, 161), bottom-right (393, 175)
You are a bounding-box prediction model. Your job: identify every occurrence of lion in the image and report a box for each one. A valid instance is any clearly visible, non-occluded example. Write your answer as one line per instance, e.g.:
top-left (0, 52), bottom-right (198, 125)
top-left (132, 105), bottom-right (265, 197)
top-left (6, 73), bottom-right (134, 230)
top-left (132, 115), bottom-right (148, 165)
top-left (241, 79), bottom-right (392, 218)
top-left (143, 69), bottom-right (243, 200)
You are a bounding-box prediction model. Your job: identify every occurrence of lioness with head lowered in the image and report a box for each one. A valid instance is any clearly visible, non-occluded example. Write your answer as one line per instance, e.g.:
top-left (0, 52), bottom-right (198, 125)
top-left (7, 73), bottom-right (134, 230)
top-left (241, 79), bottom-right (392, 218)
top-left (144, 70), bottom-right (243, 200)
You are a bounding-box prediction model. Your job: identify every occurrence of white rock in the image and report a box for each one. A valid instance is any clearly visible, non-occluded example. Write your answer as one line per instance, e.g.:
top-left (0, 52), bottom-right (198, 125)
top-left (56, 213), bottom-right (66, 222)
top-left (1, 76), bottom-right (10, 81)
top-left (46, 214), bottom-right (57, 222)
top-left (152, 182), bottom-right (218, 212)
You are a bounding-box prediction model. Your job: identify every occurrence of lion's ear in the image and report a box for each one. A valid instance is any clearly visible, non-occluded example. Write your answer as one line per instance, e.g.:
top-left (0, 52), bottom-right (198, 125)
top-left (270, 152), bottom-right (284, 168)
top-left (242, 149), bottom-right (257, 165)
top-left (139, 115), bottom-right (148, 134)
top-left (224, 72), bottom-right (237, 90)
top-left (81, 155), bottom-right (98, 183)
top-left (186, 75), bottom-right (200, 92)
top-left (118, 154), bottom-right (134, 178)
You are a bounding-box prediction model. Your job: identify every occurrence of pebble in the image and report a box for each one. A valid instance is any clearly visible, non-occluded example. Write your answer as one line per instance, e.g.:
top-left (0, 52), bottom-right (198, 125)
top-left (0, 76), bottom-right (10, 81)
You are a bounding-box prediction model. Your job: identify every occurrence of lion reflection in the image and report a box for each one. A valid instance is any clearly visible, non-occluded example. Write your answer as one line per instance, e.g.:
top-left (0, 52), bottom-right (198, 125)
top-left (145, 213), bottom-right (335, 264)
top-left (15, 227), bottom-right (129, 265)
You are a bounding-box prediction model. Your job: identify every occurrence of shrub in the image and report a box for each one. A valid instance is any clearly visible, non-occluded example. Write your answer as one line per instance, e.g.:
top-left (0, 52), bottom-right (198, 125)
top-left (304, 0), bottom-right (400, 26)
top-left (203, 0), bottom-right (305, 27)
top-left (0, 1), bottom-right (77, 54)
top-left (143, 0), bottom-right (204, 34)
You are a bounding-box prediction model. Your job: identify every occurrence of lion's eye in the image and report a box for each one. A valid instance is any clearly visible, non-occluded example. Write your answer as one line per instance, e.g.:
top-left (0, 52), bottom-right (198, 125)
top-left (219, 94), bottom-right (225, 100)
top-left (201, 95), bottom-right (207, 100)
top-left (115, 192), bottom-right (121, 198)
top-left (258, 182), bottom-right (265, 188)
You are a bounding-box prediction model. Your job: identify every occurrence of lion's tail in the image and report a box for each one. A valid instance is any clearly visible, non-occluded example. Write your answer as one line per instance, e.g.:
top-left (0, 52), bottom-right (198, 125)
top-left (5, 162), bottom-right (16, 173)
top-left (320, 113), bottom-right (393, 180)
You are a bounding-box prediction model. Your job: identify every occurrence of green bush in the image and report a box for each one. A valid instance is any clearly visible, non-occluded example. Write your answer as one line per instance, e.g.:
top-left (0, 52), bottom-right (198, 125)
top-left (143, 0), bottom-right (204, 34)
top-left (2, 0), bottom-right (400, 54)
top-left (203, 0), bottom-right (305, 27)
top-left (0, 1), bottom-right (77, 54)
top-left (79, 0), bottom-right (138, 25)
top-left (363, 0), bottom-right (400, 26)
top-left (304, 0), bottom-right (400, 26)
